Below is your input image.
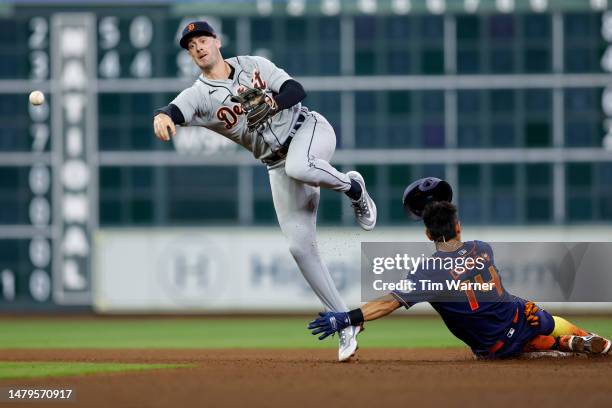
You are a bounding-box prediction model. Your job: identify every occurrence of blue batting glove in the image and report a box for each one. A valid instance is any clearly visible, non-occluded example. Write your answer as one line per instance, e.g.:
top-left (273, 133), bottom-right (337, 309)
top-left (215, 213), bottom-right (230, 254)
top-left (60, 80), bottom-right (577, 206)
top-left (307, 311), bottom-right (351, 340)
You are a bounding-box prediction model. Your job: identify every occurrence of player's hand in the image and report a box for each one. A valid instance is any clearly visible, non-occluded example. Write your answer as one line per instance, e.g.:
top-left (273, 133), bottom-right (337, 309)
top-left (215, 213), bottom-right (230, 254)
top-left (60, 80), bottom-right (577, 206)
top-left (524, 301), bottom-right (540, 327)
top-left (307, 311), bottom-right (351, 340)
top-left (153, 113), bottom-right (176, 142)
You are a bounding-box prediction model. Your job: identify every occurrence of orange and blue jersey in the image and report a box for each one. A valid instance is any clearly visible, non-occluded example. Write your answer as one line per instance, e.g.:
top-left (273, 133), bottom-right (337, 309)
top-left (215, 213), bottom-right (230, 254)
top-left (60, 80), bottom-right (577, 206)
top-left (391, 240), bottom-right (554, 358)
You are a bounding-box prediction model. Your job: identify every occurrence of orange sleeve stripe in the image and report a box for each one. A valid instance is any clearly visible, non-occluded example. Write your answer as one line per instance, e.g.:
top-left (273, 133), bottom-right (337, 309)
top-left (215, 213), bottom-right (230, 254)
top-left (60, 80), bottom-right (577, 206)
top-left (513, 308), bottom-right (519, 324)
top-left (489, 340), bottom-right (505, 353)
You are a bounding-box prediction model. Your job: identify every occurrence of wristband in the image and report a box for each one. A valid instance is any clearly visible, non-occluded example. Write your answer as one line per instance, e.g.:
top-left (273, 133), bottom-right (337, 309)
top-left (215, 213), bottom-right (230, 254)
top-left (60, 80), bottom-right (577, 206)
top-left (347, 308), bottom-right (364, 325)
top-left (154, 103), bottom-right (185, 125)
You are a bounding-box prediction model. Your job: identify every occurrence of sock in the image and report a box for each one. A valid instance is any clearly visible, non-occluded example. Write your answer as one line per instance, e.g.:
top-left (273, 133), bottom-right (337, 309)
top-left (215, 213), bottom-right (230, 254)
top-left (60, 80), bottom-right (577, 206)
top-left (345, 179), bottom-right (362, 200)
top-left (551, 316), bottom-right (589, 337)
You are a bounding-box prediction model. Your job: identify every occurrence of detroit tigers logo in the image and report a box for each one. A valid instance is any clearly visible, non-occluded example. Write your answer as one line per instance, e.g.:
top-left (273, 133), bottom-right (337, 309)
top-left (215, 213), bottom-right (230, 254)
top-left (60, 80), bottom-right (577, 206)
top-left (217, 105), bottom-right (244, 129)
top-left (252, 70), bottom-right (266, 89)
top-left (187, 23), bottom-right (195, 32)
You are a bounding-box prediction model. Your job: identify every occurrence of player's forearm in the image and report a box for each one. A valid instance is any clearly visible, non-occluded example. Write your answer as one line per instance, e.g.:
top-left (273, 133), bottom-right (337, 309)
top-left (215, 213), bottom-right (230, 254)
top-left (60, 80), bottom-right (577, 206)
top-left (273, 79), bottom-right (306, 111)
top-left (347, 294), bottom-right (401, 325)
top-left (154, 103), bottom-right (185, 125)
top-left (361, 294), bottom-right (402, 321)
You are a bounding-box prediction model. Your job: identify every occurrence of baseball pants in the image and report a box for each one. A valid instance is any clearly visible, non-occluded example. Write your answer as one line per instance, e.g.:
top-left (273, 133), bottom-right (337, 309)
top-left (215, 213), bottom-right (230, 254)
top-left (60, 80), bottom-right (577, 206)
top-left (267, 110), bottom-right (350, 312)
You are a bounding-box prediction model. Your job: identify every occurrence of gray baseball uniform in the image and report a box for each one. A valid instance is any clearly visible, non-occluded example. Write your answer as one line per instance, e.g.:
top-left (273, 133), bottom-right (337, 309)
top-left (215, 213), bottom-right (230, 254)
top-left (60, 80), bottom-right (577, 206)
top-left (169, 55), bottom-right (351, 312)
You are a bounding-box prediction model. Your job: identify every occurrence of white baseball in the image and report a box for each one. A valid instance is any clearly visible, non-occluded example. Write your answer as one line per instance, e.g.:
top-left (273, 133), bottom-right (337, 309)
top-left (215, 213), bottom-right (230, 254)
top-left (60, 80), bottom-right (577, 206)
top-left (29, 90), bottom-right (45, 106)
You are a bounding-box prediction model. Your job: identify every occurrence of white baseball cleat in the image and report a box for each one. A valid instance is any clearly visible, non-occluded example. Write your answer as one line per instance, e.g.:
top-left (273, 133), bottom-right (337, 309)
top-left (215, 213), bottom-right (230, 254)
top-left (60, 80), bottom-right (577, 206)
top-left (561, 333), bottom-right (612, 354)
top-left (347, 171), bottom-right (377, 231)
top-left (338, 325), bottom-right (361, 362)
top-left (581, 333), bottom-right (611, 354)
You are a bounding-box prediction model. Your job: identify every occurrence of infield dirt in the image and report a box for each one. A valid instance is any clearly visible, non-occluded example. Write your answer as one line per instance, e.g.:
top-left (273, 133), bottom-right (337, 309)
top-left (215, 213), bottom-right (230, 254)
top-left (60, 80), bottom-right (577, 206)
top-left (0, 348), bottom-right (610, 408)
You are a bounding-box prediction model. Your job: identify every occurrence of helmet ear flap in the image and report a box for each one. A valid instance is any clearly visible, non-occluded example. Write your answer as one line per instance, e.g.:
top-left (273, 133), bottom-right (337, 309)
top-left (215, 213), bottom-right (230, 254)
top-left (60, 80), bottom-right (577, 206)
top-left (402, 177), bottom-right (453, 220)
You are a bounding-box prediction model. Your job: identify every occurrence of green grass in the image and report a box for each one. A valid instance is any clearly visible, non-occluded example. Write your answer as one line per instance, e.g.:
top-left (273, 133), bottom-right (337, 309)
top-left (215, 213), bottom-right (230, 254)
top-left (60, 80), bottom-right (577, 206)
top-left (1, 317), bottom-right (610, 380)
top-left (0, 362), bottom-right (189, 380)
top-left (0, 316), bottom-right (610, 349)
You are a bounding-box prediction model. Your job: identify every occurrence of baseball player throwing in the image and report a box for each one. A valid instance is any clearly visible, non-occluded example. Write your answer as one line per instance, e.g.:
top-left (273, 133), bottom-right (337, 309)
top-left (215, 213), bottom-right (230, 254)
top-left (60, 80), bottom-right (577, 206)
top-left (308, 178), bottom-right (611, 359)
top-left (153, 21), bottom-right (376, 361)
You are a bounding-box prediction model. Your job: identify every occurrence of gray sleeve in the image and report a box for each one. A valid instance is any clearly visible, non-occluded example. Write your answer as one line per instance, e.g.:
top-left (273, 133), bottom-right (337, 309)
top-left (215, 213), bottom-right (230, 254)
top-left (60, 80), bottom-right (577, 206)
top-left (170, 84), bottom-right (210, 125)
top-left (252, 56), bottom-right (292, 93)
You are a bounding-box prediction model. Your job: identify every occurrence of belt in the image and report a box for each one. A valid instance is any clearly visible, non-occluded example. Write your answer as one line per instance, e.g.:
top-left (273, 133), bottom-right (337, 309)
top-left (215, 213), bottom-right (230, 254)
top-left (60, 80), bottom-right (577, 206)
top-left (263, 112), bottom-right (307, 164)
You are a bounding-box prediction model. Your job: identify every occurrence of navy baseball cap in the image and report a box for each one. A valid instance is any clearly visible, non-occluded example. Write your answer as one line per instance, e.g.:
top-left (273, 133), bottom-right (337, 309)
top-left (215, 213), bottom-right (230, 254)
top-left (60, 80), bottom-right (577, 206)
top-left (402, 177), bottom-right (453, 220)
top-left (179, 21), bottom-right (216, 49)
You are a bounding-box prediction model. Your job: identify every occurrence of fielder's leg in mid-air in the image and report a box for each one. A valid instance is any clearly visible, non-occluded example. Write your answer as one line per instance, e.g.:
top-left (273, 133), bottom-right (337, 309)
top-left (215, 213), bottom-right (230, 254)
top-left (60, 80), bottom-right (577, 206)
top-left (152, 20), bottom-right (376, 361)
top-left (269, 109), bottom-right (375, 361)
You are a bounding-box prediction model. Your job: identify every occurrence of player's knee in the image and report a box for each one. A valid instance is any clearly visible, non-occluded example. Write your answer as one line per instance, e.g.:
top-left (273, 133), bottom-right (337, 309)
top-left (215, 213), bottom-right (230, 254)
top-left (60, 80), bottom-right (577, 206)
top-left (284, 157), bottom-right (312, 183)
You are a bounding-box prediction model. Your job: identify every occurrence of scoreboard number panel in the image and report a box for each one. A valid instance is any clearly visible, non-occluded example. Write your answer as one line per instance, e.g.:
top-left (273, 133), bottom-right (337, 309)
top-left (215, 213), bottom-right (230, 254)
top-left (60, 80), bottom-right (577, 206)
top-left (0, 15), bottom-right (53, 307)
top-left (98, 15), bottom-right (154, 79)
top-left (601, 11), bottom-right (612, 149)
top-left (29, 17), bottom-right (50, 81)
top-left (96, 14), bottom-right (222, 79)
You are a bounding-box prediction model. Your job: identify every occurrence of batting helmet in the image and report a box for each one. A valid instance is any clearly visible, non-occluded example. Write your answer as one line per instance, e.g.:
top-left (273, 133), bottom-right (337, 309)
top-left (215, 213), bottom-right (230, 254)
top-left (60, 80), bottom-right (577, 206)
top-left (179, 21), bottom-right (216, 49)
top-left (402, 177), bottom-right (453, 220)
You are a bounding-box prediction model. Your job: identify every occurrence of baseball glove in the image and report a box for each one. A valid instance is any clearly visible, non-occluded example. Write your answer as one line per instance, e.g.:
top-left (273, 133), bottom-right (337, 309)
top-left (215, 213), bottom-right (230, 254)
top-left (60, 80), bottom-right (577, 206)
top-left (231, 86), bottom-right (277, 132)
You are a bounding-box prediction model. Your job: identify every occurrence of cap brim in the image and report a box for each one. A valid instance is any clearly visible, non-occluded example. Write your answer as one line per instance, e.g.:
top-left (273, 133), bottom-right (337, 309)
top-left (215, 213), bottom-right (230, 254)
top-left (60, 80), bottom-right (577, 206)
top-left (179, 30), bottom-right (216, 49)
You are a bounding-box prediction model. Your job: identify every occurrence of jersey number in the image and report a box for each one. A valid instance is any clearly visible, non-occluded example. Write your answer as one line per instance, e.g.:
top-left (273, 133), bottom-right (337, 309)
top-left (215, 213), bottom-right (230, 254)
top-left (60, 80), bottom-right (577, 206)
top-left (463, 266), bottom-right (503, 311)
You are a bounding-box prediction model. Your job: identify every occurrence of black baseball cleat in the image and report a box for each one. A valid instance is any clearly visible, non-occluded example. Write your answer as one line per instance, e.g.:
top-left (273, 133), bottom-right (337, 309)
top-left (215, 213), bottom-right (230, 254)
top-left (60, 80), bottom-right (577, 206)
top-left (347, 171), bottom-right (377, 231)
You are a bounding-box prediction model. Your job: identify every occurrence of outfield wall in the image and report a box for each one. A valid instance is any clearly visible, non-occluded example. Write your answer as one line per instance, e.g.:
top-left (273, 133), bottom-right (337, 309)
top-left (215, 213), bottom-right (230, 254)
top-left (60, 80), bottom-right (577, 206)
top-left (93, 226), bottom-right (612, 314)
